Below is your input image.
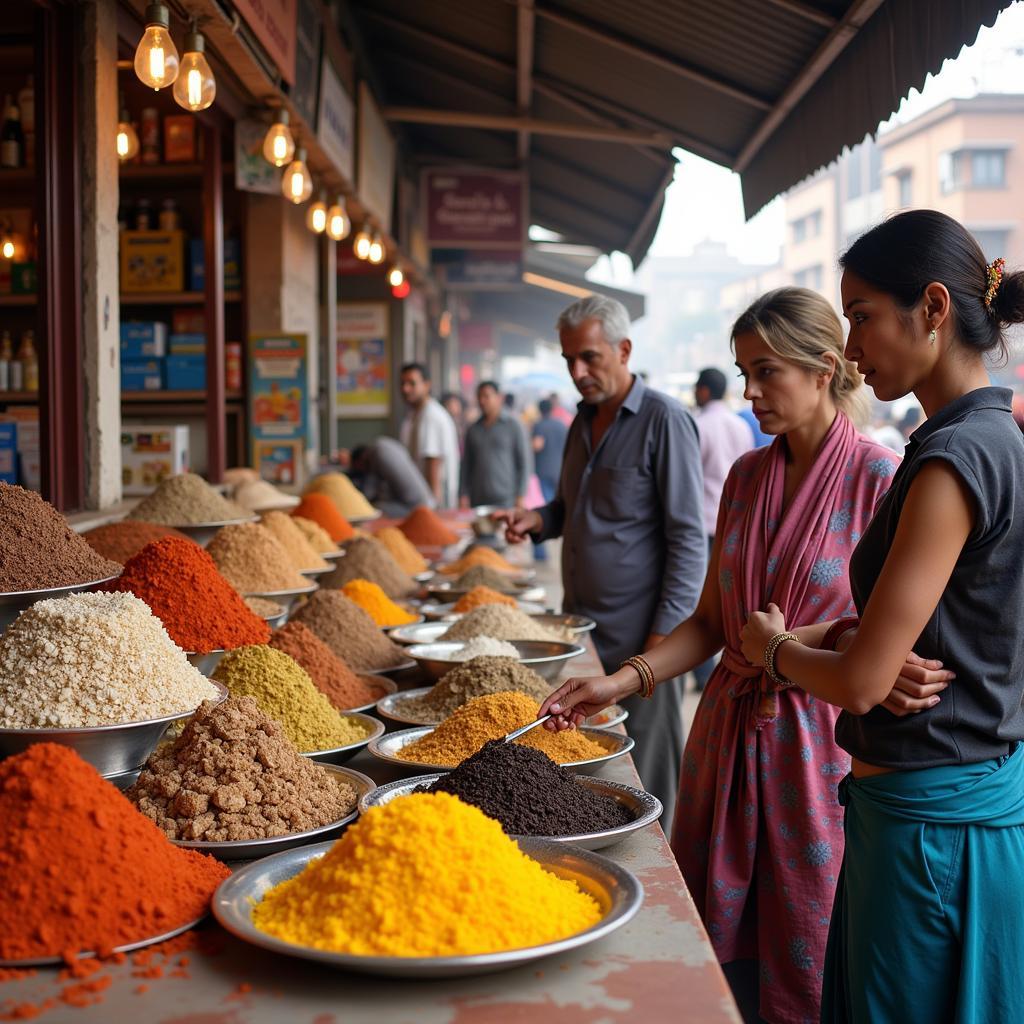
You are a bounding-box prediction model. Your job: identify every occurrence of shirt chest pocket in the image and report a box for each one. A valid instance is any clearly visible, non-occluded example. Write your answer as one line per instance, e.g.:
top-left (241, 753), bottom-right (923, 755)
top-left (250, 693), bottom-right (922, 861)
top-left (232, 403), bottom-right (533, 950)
top-left (590, 465), bottom-right (653, 521)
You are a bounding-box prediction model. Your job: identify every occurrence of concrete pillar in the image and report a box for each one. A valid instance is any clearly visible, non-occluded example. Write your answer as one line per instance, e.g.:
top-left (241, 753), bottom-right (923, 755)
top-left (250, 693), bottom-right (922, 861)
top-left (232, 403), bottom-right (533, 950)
top-left (79, 0), bottom-right (121, 508)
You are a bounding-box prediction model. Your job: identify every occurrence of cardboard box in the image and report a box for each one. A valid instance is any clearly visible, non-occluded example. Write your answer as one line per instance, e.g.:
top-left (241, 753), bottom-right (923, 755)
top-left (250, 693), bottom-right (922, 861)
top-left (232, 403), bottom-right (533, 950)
top-left (11, 417), bottom-right (40, 490)
top-left (226, 342), bottom-right (242, 391)
top-left (0, 423), bottom-right (16, 484)
top-left (188, 238), bottom-right (241, 291)
top-left (165, 354), bottom-right (205, 391)
top-left (120, 230), bottom-right (185, 293)
top-left (120, 321), bottom-right (168, 358)
top-left (121, 359), bottom-right (164, 391)
top-left (168, 333), bottom-right (205, 355)
top-left (163, 115), bottom-right (197, 163)
top-left (121, 425), bottom-right (190, 495)
top-left (10, 262), bottom-right (36, 295)
top-left (172, 308), bottom-right (205, 335)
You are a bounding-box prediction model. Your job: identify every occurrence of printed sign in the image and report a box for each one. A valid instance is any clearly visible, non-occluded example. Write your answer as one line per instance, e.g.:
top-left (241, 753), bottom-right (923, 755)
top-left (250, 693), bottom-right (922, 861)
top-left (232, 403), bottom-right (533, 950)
top-left (248, 334), bottom-right (307, 462)
top-left (336, 303), bottom-right (390, 417)
top-left (233, 0), bottom-right (297, 83)
top-left (317, 55), bottom-right (355, 183)
top-left (423, 169), bottom-right (525, 249)
top-left (235, 119), bottom-right (280, 195)
top-left (432, 248), bottom-right (523, 290)
top-left (357, 83), bottom-right (396, 231)
top-left (290, 0), bottom-right (321, 125)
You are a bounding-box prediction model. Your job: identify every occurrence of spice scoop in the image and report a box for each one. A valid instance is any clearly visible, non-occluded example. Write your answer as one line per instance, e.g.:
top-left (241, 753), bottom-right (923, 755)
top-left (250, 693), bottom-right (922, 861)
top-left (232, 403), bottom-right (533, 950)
top-left (502, 715), bottom-right (552, 743)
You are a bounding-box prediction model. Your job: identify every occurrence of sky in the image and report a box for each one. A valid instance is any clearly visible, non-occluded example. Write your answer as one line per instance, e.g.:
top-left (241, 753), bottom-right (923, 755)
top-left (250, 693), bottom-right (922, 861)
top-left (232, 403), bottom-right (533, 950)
top-left (589, 1), bottom-right (1024, 285)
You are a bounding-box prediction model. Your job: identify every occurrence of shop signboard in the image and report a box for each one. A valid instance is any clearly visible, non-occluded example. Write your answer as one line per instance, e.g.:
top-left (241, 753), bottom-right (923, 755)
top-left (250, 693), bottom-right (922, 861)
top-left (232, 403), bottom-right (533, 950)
top-left (336, 303), bottom-right (390, 417)
top-left (248, 334), bottom-right (307, 468)
top-left (357, 82), bottom-right (396, 232)
top-left (423, 169), bottom-right (525, 250)
top-left (290, 0), bottom-right (322, 126)
top-left (431, 249), bottom-right (523, 291)
top-left (317, 55), bottom-right (355, 183)
top-left (233, 0), bottom-right (297, 83)
top-left (235, 119), bottom-right (280, 195)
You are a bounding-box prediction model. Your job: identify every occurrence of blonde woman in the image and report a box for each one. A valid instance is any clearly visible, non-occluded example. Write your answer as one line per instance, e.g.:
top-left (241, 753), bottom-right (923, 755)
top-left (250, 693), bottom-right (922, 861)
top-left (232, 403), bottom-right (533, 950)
top-left (541, 288), bottom-right (949, 1022)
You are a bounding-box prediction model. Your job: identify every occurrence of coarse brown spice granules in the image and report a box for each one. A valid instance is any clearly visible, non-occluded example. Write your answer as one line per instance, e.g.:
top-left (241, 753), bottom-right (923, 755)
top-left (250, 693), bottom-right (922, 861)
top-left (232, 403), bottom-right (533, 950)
top-left (451, 565), bottom-right (518, 593)
top-left (82, 521), bottom-right (196, 565)
top-left (207, 523), bottom-right (310, 594)
top-left (128, 696), bottom-right (357, 841)
top-left (397, 655), bottom-right (552, 723)
top-left (322, 536), bottom-right (417, 597)
top-left (396, 691), bottom-right (608, 766)
top-left (269, 621), bottom-right (385, 709)
top-left (290, 590), bottom-right (408, 671)
top-left (0, 483), bottom-right (121, 593)
top-left (373, 526), bottom-right (428, 574)
top-left (304, 473), bottom-right (376, 519)
top-left (258, 511), bottom-right (328, 570)
top-left (442, 605), bottom-right (572, 643)
top-left (128, 472), bottom-right (248, 525)
top-left (292, 515), bottom-right (336, 553)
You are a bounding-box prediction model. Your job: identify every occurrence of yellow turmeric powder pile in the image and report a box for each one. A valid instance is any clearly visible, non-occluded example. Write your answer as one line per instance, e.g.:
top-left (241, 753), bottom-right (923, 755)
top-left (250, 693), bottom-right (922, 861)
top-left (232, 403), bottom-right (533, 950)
top-left (374, 527), bottom-right (429, 575)
top-left (439, 546), bottom-right (518, 575)
top-left (251, 792), bottom-right (602, 956)
top-left (397, 690), bottom-right (609, 766)
top-left (341, 579), bottom-right (417, 627)
top-left (453, 585), bottom-right (517, 613)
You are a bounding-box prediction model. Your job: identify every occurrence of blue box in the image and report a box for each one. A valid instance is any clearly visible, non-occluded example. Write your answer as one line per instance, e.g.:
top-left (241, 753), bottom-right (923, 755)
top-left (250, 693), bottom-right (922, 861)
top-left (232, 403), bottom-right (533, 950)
top-left (0, 423), bottom-right (16, 483)
top-left (120, 321), bottom-right (168, 358)
top-left (169, 333), bottom-right (206, 355)
top-left (165, 354), bottom-right (206, 390)
top-left (121, 359), bottom-right (164, 391)
top-left (188, 238), bottom-right (241, 292)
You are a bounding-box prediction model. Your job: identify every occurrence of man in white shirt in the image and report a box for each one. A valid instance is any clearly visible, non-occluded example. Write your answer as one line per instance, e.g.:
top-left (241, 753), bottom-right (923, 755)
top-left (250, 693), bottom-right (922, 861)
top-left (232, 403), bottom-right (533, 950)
top-left (399, 362), bottom-right (460, 509)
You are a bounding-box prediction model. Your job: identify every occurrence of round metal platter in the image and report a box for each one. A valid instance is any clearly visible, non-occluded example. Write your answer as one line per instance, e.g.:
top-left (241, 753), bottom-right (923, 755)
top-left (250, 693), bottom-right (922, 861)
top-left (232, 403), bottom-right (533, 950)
top-left (426, 580), bottom-right (543, 603)
top-left (169, 765), bottom-right (376, 861)
top-left (244, 581), bottom-right (319, 603)
top-left (367, 725), bottom-right (633, 775)
top-left (420, 599), bottom-right (547, 620)
top-left (300, 564), bottom-right (334, 580)
top-left (344, 674), bottom-right (397, 714)
top-left (0, 573), bottom-right (122, 633)
top-left (359, 774), bottom-right (661, 851)
top-left (406, 639), bottom-right (585, 683)
top-left (166, 517), bottom-right (259, 547)
top-left (386, 621), bottom-right (449, 646)
top-left (185, 649), bottom-right (226, 676)
top-left (303, 713), bottom-right (386, 765)
top-left (212, 838), bottom-right (643, 978)
top-left (347, 509), bottom-right (383, 524)
top-left (364, 657), bottom-right (418, 679)
top-left (529, 612), bottom-right (597, 635)
top-left (320, 549), bottom-right (345, 561)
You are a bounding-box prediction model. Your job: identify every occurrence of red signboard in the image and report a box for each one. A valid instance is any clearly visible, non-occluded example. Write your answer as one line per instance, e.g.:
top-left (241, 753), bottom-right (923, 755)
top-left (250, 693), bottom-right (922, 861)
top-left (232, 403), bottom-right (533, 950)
top-left (423, 169), bottom-right (525, 250)
top-left (233, 0), bottom-right (298, 83)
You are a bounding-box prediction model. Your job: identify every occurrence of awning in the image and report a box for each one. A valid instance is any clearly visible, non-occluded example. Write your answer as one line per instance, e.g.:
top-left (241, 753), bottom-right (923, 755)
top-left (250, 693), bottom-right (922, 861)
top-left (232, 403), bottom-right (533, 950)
top-left (348, 0), bottom-right (1011, 263)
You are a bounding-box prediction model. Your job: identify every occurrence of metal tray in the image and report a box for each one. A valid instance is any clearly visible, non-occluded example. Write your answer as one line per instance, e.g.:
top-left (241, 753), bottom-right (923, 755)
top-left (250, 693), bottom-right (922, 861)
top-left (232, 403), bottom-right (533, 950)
top-left (185, 649), bottom-right (225, 676)
top-left (406, 639), bottom-right (585, 682)
top-left (420, 599), bottom-right (547, 620)
top-left (367, 724), bottom-right (633, 775)
top-left (0, 680), bottom-right (227, 777)
top-left (212, 838), bottom-right (643, 977)
top-left (304, 712), bottom-right (386, 764)
top-left (163, 516), bottom-right (259, 547)
top-left (427, 581), bottom-right (545, 604)
top-left (359, 774), bottom-right (661, 850)
top-left (344, 674), bottom-right (398, 714)
top-left (168, 765), bottom-right (375, 861)
top-left (300, 564), bottom-right (335, 580)
top-left (387, 621), bottom-right (449, 646)
top-left (529, 612), bottom-right (597, 635)
top-left (244, 581), bottom-right (319, 613)
top-left (362, 657), bottom-right (418, 678)
top-left (0, 573), bottom-right (122, 633)
top-left (347, 509), bottom-right (383, 524)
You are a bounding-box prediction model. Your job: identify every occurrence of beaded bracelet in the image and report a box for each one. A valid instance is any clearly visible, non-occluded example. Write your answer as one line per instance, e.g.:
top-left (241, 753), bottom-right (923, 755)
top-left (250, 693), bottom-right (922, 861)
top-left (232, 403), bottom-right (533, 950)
top-left (764, 631), bottom-right (801, 687)
top-left (621, 655), bottom-right (655, 698)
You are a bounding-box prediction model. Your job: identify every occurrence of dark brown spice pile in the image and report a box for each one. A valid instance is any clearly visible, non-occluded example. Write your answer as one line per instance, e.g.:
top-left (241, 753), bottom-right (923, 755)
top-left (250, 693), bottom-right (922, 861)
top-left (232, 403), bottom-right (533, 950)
top-left (290, 590), bottom-right (408, 671)
top-left (322, 536), bottom-right (417, 597)
top-left (82, 521), bottom-right (196, 565)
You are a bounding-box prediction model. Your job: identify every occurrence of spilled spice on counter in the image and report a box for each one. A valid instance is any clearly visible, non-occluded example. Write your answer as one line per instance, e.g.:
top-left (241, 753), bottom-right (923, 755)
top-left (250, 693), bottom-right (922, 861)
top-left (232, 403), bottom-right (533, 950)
top-left (304, 473), bottom-right (376, 519)
top-left (258, 511), bottom-right (328, 571)
top-left (207, 523), bottom-right (310, 594)
top-left (453, 585), bottom-right (518, 613)
top-left (322, 537), bottom-right (417, 598)
top-left (373, 526), bottom-right (428, 574)
top-left (290, 493), bottom-right (354, 543)
top-left (398, 505), bottom-right (459, 547)
top-left (341, 578), bottom-right (417, 627)
top-left (82, 521), bottom-right (195, 565)
top-left (439, 546), bottom-right (518, 575)
top-left (290, 590), bottom-right (408, 671)
top-left (292, 515), bottom-right (337, 553)
top-left (128, 472), bottom-right (248, 525)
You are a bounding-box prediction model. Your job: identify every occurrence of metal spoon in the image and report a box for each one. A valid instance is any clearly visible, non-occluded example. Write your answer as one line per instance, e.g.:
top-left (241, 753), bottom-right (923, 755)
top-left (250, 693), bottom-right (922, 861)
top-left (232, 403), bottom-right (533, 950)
top-left (503, 715), bottom-right (552, 743)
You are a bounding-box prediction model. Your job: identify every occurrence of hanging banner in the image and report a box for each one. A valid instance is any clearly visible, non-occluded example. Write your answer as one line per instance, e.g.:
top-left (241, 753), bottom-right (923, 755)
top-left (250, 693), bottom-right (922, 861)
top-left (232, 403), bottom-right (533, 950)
top-left (290, 0), bottom-right (322, 125)
top-left (357, 83), bottom-right (396, 232)
top-left (235, 119), bottom-right (280, 195)
top-left (336, 303), bottom-right (390, 417)
top-left (248, 333), bottom-right (307, 466)
top-left (317, 56), bottom-right (355, 183)
top-left (432, 249), bottom-right (523, 290)
top-left (423, 168), bottom-right (526, 249)
top-left (233, 0), bottom-right (297, 83)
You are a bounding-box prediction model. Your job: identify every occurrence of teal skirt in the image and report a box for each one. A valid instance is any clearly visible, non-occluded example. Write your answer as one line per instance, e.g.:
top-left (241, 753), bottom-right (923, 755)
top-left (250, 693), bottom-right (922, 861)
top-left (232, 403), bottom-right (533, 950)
top-left (822, 743), bottom-right (1024, 1024)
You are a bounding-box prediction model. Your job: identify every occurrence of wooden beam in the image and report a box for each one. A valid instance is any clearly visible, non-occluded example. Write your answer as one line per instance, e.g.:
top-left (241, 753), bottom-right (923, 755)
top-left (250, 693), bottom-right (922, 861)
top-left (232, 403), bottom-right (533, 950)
top-left (202, 122), bottom-right (226, 483)
top-left (734, 0), bottom-right (886, 172)
top-left (532, 4), bottom-right (772, 111)
top-left (763, 0), bottom-right (838, 29)
top-left (517, 0), bottom-right (535, 162)
top-left (624, 160), bottom-right (677, 263)
top-left (383, 107), bottom-right (672, 147)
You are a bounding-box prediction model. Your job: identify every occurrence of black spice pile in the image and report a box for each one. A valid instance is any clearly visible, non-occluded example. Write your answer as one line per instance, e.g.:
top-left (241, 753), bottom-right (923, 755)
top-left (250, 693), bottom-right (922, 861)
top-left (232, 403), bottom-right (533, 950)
top-left (423, 739), bottom-right (633, 836)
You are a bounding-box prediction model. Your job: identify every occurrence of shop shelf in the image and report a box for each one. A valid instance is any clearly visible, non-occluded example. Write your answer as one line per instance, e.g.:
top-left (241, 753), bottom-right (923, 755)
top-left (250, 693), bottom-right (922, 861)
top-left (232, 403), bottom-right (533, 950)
top-left (121, 390), bottom-right (244, 403)
top-left (0, 391), bottom-right (39, 404)
top-left (119, 163), bottom-right (235, 182)
top-left (0, 295), bottom-right (35, 306)
top-left (119, 291), bottom-right (241, 305)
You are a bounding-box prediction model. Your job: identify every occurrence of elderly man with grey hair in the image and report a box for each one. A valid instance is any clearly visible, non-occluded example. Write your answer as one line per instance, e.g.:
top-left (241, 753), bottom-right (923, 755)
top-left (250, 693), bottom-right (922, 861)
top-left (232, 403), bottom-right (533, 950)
top-left (497, 294), bottom-right (705, 831)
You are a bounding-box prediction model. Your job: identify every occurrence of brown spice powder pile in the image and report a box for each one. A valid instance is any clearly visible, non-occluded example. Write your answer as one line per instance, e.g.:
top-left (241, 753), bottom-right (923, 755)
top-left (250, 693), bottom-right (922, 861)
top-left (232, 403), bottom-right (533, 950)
top-left (269, 621), bottom-right (385, 709)
top-left (442, 605), bottom-right (572, 643)
top-left (0, 484), bottom-right (121, 593)
top-left (207, 523), bottom-right (310, 593)
top-left (128, 696), bottom-right (356, 842)
top-left (258, 511), bottom-right (328, 571)
top-left (290, 590), bottom-right (408, 671)
top-left (374, 526), bottom-right (429, 574)
top-left (128, 472), bottom-right (248, 525)
top-left (451, 565), bottom-right (518, 593)
top-left (322, 536), bottom-right (417, 597)
top-left (292, 515), bottom-right (337, 553)
top-left (82, 521), bottom-right (196, 565)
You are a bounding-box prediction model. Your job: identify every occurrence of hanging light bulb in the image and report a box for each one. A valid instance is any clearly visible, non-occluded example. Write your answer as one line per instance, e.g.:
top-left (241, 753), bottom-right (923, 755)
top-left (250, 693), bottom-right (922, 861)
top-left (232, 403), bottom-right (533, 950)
top-left (387, 265), bottom-right (404, 288)
top-left (0, 225), bottom-right (14, 261)
top-left (116, 98), bottom-right (140, 162)
top-left (134, 3), bottom-right (179, 91)
top-left (306, 192), bottom-right (328, 234)
top-left (352, 226), bottom-right (372, 260)
top-left (281, 148), bottom-right (313, 204)
top-left (172, 22), bottom-right (216, 111)
top-left (367, 233), bottom-right (385, 265)
top-left (262, 109), bottom-right (294, 167)
top-left (326, 197), bottom-right (350, 241)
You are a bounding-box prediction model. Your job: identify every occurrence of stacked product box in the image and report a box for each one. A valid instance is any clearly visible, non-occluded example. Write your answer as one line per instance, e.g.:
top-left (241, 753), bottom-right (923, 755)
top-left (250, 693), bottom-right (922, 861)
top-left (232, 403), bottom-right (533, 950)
top-left (121, 321), bottom-right (167, 391)
top-left (0, 423), bottom-right (15, 484)
top-left (188, 238), bottom-right (242, 292)
top-left (121, 425), bottom-right (190, 495)
top-left (0, 410), bottom-right (41, 489)
top-left (167, 331), bottom-right (205, 390)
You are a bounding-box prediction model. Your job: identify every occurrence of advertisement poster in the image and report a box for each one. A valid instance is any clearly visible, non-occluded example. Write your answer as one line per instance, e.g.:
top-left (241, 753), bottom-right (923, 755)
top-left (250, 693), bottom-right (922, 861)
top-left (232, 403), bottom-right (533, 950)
top-left (235, 119), bottom-right (280, 195)
top-left (336, 304), bottom-right (389, 417)
top-left (357, 83), bottom-right (396, 231)
top-left (423, 168), bottom-right (525, 249)
top-left (253, 439), bottom-right (303, 486)
top-left (248, 334), bottom-right (307, 462)
top-left (233, 0), bottom-right (297, 83)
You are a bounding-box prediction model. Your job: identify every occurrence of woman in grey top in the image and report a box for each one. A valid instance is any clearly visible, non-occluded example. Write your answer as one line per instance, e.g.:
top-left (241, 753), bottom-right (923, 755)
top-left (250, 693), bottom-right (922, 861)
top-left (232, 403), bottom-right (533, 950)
top-left (740, 210), bottom-right (1024, 1023)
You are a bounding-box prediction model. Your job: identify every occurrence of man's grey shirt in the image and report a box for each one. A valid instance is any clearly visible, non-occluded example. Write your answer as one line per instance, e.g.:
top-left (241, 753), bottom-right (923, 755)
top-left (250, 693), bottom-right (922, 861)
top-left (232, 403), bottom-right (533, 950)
top-left (461, 410), bottom-right (530, 506)
top-left (364, 437), bottom-right (435, 512)
top-left (534, 376), bottom-right (706, 670)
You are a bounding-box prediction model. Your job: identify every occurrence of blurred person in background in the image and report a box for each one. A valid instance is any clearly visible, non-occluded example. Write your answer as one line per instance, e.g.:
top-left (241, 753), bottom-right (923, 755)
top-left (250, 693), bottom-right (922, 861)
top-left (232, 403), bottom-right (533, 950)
top-left (548, 391), bottom-right (575, 427)
top-left (441, 392), bottom-right (469, 453)
top-left (460, 380), bottom-right (530, 510)
top-left (344, 438), bottom-right (435, 518)
top-left (531, 397), bottom-right (569, 562)
top-left (399, 363), bottom-right (460, 509)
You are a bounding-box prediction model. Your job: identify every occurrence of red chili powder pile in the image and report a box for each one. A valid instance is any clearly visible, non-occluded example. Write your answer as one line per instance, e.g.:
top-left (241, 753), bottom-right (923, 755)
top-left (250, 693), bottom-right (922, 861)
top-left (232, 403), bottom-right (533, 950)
top-left (398, 505), bottom-right (459, 547)
top-left (82, 522), bottom-right (195, 566)
top-left (101, 536), bottom-right (270, 653)
top-left (0, 744), bottom-right (230, 963)
top-left (291, 493), bottom-right (354, 544)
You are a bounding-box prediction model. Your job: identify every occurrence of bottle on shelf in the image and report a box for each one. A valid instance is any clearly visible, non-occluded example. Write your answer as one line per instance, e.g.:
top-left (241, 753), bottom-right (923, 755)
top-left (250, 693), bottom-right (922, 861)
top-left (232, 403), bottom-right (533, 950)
top-left (0, 330), bottom-right (12, 391)
top-left (17, 77), bottom-right (33, 168)
top-left (159, 198), bottom-right (180, 231)
top-left (8, 333), bottom-right (22, 391)
top-left (140, 108), bottom-right (160, 165)
top-left (18, 331), bottom-right (37, 393)
top-left (134, 199), bottom-right (153, 231)
top-left (0, 96), bottom-right (23, 169)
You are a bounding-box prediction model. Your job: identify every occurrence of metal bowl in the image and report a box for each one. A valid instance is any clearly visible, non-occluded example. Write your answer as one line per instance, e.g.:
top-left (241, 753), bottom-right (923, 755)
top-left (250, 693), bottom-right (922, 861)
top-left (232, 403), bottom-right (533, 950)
top-left (0, 573), bottom-right (122, 634)
top-left (427, 581), bottom-right (546, 604)
top-left (244, 581), bottom-right (319, 613)
top-left (300, 564), bottom-right (335, 580)
top-left (320, 548), bottom-right (345, 561)
top-left (163, 516), bottom-right (259, 547)
top-left (380, 609), bottom-right (426, 633)
top-left (344, 674), bottom-right (398, 714)
top-left (406, 639), bottom-right (585, 683)
top-left (361, 657), bottom-right (417, 678)
top-left (185, 649), bottom-right (226, 676)
top-left (0, 679), bottom-right (227, 777)
top-left (387, 621), bottom-right (449, 646)
top-left (587, 704), bottom-right (629, 730)
top-left (262, 604), bottom-right (288, 629)
top-left (529, 612), bottom-right (597, 636)
top-left (360, 774), bottom-right (661, 850)
top-left (420, 599), bottom-right (547, 621)
top-left (367, 725), bottom-right (633, 775)
top-left (347, 509), bottom-right (383, 524)
top-left (212, 837), bottom-right (643, 977)
top-left (168, 765), bottom-right (376, 861)
top-left (304, 712), bottom-right (386, 764)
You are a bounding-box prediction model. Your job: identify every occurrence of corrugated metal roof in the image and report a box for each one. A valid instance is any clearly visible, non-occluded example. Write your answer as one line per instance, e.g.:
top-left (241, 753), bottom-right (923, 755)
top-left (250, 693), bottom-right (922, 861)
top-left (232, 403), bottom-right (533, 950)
top-left (349, 0), bottom-right (1012, 264)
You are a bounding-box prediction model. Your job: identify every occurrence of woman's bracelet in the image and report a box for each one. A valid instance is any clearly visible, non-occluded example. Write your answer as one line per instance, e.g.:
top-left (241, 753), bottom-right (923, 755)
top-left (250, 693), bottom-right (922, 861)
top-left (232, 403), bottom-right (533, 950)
top-left (764, 631), bottom-right (801, 687)
top-left (822, 616), bottom-right (859, 652)
top-left (620, 655), bottom-right (655, 698)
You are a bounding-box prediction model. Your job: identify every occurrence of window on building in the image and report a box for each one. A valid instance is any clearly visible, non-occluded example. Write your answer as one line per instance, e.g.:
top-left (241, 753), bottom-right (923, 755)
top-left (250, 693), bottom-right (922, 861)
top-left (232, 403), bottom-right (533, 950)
top-left (792, 218), bottom-right (807, 244)
top-left (897, 171), bottom-right (913, 208)
top-left (939, 151), bottom-right (966, 195)
top-left (791, 210), bottom-right (822, 244)
top-left (971, 150), bottom-right (1006, 188)
top-left (868, 143), bottom-right (882, 192)
top-left (847, 151), bottom-right (863, 199)
top-left (972, 229), bottom-right (1009, 261)
top-left (794, 265), bottom-right (824, 292)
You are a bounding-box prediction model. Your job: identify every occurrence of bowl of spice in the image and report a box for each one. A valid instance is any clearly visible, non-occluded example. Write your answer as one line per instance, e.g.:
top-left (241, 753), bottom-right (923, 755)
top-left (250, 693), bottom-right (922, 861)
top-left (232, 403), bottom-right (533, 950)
top-left (258, 510), bottom-right (331, 575)
top-left (529, 612), bottom-right (597, 636)
top-left (322, 538), bottom-right (419, 599)
top-left (212, 793), bottom-right (643, 976)
top-left (439, 605), bottom-right (577, 645)
top-left (127, 472), bottom-right (257, 545)
top-left (128, 695), bottom-right (375, 860)
top-left (428, 566), bottom-right (545, 604)
top-left (246, 597), bottom-right (288, 629)
top-left (304, 711), bottom-right (386, 765)
top-left (408, 638), bottom-right (585, 682)
top-left (304, 472), bottom-right (380, 523)
top-left (340, 578), bottom-right (422, 628)
top-left (360, 741), bottom-right (662, 850)
top-left (397, 505), bottom-right (463, 549)
top-left (387, 622), bottom-right (450, 646)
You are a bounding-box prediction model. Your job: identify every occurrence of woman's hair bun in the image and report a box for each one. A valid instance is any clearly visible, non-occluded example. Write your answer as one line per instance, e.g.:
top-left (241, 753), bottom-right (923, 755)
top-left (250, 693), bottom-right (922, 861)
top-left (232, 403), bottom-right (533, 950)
top-left (992, 269), bottom-right (1024, 327)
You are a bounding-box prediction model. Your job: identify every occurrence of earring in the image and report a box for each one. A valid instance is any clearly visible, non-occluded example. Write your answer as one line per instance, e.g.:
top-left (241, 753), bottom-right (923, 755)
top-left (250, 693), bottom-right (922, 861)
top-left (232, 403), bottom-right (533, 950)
top-left (929, 329), bottom-right (937, 345)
